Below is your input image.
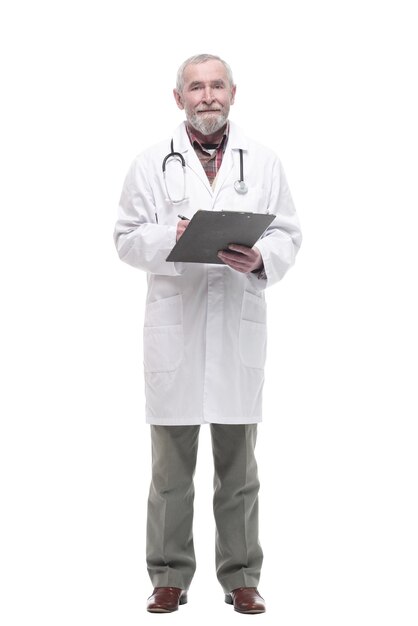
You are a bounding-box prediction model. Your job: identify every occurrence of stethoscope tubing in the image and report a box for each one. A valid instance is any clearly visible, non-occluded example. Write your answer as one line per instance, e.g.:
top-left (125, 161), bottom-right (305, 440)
top-left (162, 139), bottom-right (186, 172)
top-left (162, 139), bottom-right (248, 203)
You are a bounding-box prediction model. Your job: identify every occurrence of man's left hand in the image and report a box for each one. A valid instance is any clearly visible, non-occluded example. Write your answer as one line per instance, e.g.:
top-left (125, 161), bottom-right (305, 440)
top-left (217, 244), bottom-right (263, 273)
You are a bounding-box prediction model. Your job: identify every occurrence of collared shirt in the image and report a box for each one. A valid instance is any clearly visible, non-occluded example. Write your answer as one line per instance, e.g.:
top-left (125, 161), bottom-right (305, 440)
top-left (186, 122), bottom-right (229, 186)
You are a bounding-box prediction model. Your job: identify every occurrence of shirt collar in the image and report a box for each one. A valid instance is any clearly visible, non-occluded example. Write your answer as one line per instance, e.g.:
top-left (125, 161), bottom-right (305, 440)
top-left (186, 121), bottom-right (229, 153)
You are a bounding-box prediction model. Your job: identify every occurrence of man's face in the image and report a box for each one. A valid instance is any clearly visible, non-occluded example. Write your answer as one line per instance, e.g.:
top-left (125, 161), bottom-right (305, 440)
top-left (174, 60), bottom-right (236, 136)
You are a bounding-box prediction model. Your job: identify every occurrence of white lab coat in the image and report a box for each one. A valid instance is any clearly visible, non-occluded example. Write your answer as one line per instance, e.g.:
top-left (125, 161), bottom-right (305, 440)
top-left (114, 121), bottom-right (302, 425)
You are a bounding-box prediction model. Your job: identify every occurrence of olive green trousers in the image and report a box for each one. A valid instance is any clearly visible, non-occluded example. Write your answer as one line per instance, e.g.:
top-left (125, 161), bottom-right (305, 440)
top-left (146, 424), bottom-right (263, 593)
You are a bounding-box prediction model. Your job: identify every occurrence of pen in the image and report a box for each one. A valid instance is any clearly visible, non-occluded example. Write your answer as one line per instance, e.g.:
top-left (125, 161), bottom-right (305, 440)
top-left (177, 214), bottom-right (190, 220)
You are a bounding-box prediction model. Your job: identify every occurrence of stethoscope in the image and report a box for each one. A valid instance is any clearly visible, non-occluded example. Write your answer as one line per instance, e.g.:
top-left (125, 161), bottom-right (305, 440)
top-left (162, 139), bottom-right (248, 204)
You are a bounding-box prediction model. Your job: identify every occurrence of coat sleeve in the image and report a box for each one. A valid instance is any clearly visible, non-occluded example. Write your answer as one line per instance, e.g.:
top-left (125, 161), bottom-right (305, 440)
top-left (113, 155), bottom-right (184, 276)
top-left (246, 157), bottom-right (302, 291)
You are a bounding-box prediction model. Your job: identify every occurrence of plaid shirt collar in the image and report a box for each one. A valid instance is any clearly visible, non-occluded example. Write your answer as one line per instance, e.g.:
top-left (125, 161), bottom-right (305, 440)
top-left (185, 122), bottom-right (229, 185)
top-left (185, 121), bottom-right (229, 153)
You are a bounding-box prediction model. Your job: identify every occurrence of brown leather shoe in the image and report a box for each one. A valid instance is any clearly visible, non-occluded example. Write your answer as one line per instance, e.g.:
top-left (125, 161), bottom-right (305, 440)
top-left (225, 587), bottom-right (266, 614)
top-left (146, 587), bottom-right (187, 613)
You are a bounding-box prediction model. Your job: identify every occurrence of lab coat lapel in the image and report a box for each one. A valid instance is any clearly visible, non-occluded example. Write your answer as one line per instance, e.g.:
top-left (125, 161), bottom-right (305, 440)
top-left (212, 149), bottom-right (233, 201)
top-left (174, 123), bottom-right (213, 196)
top-left (213, 122), bottom-right (249, 202)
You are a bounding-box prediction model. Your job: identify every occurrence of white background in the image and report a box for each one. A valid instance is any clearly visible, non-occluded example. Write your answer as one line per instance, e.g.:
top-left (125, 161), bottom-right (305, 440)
top-left (1, 1), bottom-right (417, 624)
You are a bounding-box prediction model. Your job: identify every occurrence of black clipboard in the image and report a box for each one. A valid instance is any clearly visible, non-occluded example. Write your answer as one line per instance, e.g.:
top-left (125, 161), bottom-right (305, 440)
top-left (166, 210), bottom-right (275, 264)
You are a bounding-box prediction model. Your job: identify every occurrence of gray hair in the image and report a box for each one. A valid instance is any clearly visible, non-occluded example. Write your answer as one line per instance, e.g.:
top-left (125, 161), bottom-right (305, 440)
top-left (176, 54), bottom-right (234, 93)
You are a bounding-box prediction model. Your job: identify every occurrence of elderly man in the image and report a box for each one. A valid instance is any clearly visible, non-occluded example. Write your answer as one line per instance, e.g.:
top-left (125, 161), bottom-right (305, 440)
top-left (114, 53), bottom-right (302, 614)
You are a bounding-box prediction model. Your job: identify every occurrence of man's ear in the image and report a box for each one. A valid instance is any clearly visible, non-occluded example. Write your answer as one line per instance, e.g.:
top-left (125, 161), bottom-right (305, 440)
top-left (173, 89), bottom-right (184, 110)
top-left (230, 84), bottom-right (237, 106)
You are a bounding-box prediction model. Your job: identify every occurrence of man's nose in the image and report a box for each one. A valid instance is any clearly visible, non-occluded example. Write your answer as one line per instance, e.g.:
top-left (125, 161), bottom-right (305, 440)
top-left (202, 87), bottom-right (215, 103)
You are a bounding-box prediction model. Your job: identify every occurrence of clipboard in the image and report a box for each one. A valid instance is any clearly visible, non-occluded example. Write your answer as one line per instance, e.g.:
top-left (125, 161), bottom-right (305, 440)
top-left (166, 210), bottom-right (275, 264)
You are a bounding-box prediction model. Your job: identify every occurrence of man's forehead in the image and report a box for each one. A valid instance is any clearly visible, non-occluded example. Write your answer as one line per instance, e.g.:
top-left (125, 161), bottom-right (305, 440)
top-left (183, 60), bottom-right (228, 85)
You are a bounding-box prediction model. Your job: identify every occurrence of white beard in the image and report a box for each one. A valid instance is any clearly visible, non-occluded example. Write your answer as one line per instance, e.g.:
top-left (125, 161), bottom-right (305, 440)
top-left (187, 110), bottom-right (228, 136)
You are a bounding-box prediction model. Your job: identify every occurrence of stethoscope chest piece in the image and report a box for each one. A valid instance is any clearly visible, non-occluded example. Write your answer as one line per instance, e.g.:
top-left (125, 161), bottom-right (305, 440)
top-left (234, 179), bottom-right (248, 194)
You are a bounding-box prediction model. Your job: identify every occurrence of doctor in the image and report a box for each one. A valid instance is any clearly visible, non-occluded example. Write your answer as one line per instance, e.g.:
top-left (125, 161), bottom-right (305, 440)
top-left (114, 53), bottom-right (302, 614)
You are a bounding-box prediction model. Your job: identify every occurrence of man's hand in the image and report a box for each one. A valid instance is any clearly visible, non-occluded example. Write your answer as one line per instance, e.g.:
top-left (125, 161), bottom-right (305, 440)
top-left (217, 244), bottom-right (263, 273)
top-left (176, 219), bottom-right (190, 241)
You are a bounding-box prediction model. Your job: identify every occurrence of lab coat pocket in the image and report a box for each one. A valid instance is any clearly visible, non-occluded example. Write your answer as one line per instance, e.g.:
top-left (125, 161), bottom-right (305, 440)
top-left (239, 291), bottom-right (267, 369)
top-left (143, 294), bottom-right (184, 373)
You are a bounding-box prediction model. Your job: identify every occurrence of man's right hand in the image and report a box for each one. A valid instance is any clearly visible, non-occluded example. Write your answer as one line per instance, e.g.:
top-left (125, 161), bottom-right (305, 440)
top-left (176, 219), bottom-right (190, 241)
